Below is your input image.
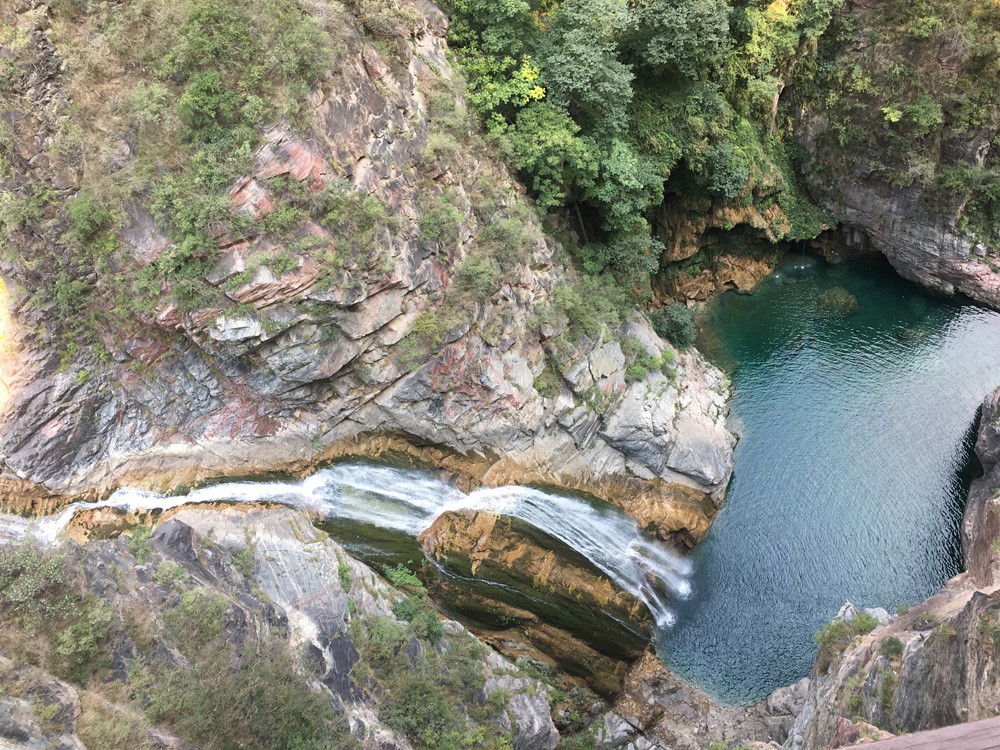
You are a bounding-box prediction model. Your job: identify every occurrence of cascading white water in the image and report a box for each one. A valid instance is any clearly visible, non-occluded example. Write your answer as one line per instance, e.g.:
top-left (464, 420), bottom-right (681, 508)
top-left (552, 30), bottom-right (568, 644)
top-left (0, 462), bottom-right (692, 628)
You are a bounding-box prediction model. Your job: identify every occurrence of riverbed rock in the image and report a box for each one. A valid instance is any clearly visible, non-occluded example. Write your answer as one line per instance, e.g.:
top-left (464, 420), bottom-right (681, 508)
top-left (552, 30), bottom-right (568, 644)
top-left (0, 0), bottom-right (735, 549)
top-left (419, 509), bottom-right (650, 695)
top-left (817, 288), bottom-right (859, 318)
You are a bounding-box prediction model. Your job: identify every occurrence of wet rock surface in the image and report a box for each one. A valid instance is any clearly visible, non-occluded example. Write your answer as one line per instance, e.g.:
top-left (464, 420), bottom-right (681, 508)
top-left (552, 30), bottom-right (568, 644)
top-left (419, 509), bottom-right (650, 695)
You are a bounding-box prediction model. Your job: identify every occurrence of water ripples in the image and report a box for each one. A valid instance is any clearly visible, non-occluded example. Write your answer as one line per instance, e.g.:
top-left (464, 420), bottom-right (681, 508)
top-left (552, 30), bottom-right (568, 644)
top-left (661, 257), bottom-right (1000, 705)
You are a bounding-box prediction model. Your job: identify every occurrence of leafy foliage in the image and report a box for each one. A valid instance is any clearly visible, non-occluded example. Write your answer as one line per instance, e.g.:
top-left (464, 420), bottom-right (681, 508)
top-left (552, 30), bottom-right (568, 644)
top-left (352, 615), bottom-right (513, 750)
top-left (650, 303), bottom-right (696, 348)
top-left (445, 0), bottom-right (845, 293)
top-left (798, 0), bottom-right (1000, 241)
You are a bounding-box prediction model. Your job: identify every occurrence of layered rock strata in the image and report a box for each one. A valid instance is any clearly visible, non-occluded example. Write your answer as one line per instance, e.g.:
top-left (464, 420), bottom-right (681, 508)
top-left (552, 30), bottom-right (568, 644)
top-left (0, 0), bottom-right (734, 547)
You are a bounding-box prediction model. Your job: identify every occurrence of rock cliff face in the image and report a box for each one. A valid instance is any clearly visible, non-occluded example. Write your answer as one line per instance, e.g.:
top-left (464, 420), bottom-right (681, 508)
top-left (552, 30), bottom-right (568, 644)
top-left (783, 387), bottom-right (1000, 749)
top-left (0, 505), bottom-right (559, 750)
top-left (0, 0), bottom-right (734, 545)
top-left (594, 651), bottom-right (803, 750)
top-left (793, 0), bottom-right (1000, 308)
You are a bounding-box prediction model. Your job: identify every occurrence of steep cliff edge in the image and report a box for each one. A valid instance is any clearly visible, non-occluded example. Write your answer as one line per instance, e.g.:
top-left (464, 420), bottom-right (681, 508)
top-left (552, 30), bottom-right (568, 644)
top-left (783, 387), bottom-right (1000, 749)
top-left (793, 0), bottom-right (1000, 308)
top-left (0, 0), bottom-right (734, 542)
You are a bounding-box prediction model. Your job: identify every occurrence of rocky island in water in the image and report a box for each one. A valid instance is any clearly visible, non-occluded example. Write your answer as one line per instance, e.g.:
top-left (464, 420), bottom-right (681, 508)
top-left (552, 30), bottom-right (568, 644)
top-left (1, 0), bottom-right (1000, 748)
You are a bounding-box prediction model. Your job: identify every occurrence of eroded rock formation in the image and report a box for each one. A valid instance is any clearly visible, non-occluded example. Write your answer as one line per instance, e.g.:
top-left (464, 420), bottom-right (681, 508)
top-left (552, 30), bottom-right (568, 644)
top-left (0, 1), bottom-right (734, 547)
top-left (419, 509), bottom-right (650, 695)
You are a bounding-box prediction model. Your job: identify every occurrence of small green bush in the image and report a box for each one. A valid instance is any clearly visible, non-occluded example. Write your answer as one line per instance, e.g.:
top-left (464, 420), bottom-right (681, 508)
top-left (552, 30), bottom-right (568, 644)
top-left (0, 541), bottom-right (72, 621)
top-left (391, 595), bottom-right (425, 622)
top-left (177, 70), bottom-right (243, 138)
top-left (397, 312), bottom-right (450, 370)
top-left (550, 274), bottom-right (627, 342)
top-left (153, 561), bottom-right (186, 586)
top-left (625, 363), bottom-right (648, 383)
top-left (880, 636), bottom-right (904, 660)
top-left (382, 564), bottom-right (427, 594)
top-left (650, 303), bottom-right (696, 348)
top-left (392, 596), bottom-right (445, 644)
top-left (419, 192), bottom-right (464, 247)
top-left (815, 612), bottom-right (880, 673)
top-left (337, 559), bottom-right (351, 590)
top-left (533, 359), bottom-right (562, 397)
top-left (455, 253), bottom-right (502, 299)
top-left (56, 595), bottom-right (114, 682)
top-left (127, 526), bottom-right (154, 565)
top-left (65, 192), bottom-right (113, 245)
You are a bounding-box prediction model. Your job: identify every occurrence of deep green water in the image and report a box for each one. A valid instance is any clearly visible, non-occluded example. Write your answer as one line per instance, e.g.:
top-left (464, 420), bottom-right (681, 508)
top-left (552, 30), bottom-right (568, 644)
top-left (659, 254), bottom-right (1000, 705)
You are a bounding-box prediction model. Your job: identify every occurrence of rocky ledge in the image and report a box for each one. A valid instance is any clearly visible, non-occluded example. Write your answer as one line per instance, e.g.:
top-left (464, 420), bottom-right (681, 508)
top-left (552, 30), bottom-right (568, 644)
top-left (0, 0), bottom-right (734, 546)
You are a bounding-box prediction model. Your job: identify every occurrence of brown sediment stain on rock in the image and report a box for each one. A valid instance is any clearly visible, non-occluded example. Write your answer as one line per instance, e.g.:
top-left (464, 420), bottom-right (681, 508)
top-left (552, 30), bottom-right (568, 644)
top-left (59, 501), bottom-right (286, 545)
top-left (662, 254), bottom-right (780, 304)
top-left (420, 509), bottom-right (649, 626)
top-left (659, 201), bottom-right (792, 264)
top-left (419, 508), bottom-right (653, 695)
top-left (0, 425), bottom-right (724, 553)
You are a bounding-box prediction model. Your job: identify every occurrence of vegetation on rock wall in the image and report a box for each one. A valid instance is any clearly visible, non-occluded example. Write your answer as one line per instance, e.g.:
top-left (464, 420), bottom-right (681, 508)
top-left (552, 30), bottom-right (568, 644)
top-left (795, 0), bottom-right (1000, 242)
top-left (0, 537), bottom-right (352, 749)
top-left (0, 525), bottom-right (530, 750)
top-left (0, 0), bottom-right (340, 343)
top-left (443, 0), bottom-right (842, 294)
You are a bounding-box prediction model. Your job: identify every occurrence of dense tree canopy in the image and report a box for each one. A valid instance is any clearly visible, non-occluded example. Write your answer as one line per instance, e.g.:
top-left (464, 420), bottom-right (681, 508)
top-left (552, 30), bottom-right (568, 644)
top-left (446, 0), bottom-right (844, 293)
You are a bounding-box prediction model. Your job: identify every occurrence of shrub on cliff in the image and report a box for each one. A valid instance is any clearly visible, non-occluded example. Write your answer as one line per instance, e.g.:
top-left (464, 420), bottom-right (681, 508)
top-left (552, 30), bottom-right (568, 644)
top-left (353, 614), bottom-right (512, 750)
top-left (650, 303), bottom-right (696, 349)
top-left (814, 612), bottom-right (879, 673)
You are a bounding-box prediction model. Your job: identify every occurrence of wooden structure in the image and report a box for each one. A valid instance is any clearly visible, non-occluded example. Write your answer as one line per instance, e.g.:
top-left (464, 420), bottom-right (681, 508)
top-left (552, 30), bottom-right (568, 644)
top-left (862, 716), bottom-right (1000, 749)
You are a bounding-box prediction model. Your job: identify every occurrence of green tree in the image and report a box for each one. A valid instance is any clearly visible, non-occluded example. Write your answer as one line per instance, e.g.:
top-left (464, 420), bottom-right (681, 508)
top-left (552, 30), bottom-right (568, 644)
top-left (537, 0), bottom-right (634, 135)
top-left (629, 0), bottom-right (732, 79)
top-left (504, 103), bottom-right (599, 210)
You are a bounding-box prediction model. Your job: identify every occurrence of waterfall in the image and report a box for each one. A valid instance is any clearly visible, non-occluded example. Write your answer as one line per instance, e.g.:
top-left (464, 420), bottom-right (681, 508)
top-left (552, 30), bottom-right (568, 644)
top-left (0, 462), bottom-right (692, 628)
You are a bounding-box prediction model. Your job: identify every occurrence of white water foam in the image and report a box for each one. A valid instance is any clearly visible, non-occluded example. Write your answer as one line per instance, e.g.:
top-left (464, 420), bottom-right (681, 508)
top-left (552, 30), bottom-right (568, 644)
top-left (0, 463), bottom-right (692, 628)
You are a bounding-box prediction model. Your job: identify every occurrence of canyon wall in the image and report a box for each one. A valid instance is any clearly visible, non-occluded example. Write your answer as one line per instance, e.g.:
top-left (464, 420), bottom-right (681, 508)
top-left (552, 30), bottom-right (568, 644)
top-left (794, 0), bottom-right (1000, 309)
top-left (0, 1), bottom-right (734, 546)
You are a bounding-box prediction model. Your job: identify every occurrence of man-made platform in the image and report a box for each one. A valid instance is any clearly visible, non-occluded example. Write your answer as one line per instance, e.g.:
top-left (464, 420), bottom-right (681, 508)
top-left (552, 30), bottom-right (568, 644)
top-left (863, 716), bottom-right (1000, 749)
